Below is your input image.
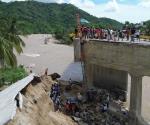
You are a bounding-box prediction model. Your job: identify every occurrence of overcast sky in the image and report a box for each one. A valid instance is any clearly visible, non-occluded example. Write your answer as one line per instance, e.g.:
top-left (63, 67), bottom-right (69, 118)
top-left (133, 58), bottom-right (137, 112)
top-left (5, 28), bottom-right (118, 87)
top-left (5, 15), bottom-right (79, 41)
top-left (1, 0), bottom-right (150, 23)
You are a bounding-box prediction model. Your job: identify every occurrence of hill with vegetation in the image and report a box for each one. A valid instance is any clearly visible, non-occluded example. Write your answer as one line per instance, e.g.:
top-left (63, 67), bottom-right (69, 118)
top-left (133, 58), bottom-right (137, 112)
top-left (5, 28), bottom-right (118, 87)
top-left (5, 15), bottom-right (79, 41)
top-left (0, 1), bottom-right (123, 43)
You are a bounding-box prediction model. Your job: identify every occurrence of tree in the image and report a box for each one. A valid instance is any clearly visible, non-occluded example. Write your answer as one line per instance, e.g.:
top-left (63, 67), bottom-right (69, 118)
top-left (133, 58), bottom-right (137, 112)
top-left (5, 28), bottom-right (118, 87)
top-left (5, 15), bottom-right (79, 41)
top-left (146, 21), bottom-right (150, 35)
top-left (0, 18), bottom-right (25, 67)
top-left (125, 21), bottom-right (130, 25)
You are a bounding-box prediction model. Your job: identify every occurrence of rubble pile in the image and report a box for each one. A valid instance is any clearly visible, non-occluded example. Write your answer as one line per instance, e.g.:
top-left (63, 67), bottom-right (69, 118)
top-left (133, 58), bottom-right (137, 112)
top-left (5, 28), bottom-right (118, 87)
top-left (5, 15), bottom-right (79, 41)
top-left (54, 82), bottom-right (129, 125)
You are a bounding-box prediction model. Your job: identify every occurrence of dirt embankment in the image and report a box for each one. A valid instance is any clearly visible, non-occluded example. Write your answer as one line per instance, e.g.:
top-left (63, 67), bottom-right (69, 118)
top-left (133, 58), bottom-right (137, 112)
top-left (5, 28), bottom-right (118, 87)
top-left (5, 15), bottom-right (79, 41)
top-left (7, 76), bottom-right (77, 125)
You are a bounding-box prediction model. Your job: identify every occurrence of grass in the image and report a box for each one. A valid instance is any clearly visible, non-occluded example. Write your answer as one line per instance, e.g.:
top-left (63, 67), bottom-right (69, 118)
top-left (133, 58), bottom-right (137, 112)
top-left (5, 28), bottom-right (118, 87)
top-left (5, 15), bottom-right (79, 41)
top-left (0, 66), bottom-right (28, 87)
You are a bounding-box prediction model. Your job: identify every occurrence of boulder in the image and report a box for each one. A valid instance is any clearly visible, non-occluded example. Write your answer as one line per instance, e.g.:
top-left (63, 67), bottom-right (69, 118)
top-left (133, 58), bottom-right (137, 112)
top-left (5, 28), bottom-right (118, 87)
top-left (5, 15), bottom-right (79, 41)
top-left (49, 73), bottom-right (61, 80)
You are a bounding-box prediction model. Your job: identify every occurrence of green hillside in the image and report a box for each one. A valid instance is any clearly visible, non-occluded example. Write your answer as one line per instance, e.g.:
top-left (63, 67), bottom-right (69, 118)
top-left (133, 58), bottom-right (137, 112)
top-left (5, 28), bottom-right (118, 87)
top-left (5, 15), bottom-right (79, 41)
top-left (0, 1), bottom-right (123, 43)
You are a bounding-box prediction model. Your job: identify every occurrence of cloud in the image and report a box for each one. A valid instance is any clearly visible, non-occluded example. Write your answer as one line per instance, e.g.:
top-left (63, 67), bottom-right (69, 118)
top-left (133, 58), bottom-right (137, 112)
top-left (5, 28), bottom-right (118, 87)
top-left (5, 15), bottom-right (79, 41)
top-left (138, 0), bottom-right (150, 8)
top-left (83, 0), bottom-right (95, 8)
top-left (67, 0), bottom-right (150, 22)
top-left (57, 0), bottom-right (65, 4)
top-left (69, 0), bottom-right (95, 9)
top-left (119, 0), bottom-right (126, 2)
top-left (104, 0), bottom-right (119, 12)
top-left (68, 0), bottom-right (119, 12)
top-left (141, 0), bottom-right (150, 1)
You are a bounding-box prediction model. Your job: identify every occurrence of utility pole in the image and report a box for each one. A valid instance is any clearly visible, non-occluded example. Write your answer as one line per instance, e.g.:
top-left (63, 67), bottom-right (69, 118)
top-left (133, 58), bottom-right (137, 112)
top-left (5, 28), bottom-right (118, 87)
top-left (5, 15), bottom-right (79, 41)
top-left (76, 13), bottom-right (86, 85)
top-left (76, 13), bottom-right (81, 37)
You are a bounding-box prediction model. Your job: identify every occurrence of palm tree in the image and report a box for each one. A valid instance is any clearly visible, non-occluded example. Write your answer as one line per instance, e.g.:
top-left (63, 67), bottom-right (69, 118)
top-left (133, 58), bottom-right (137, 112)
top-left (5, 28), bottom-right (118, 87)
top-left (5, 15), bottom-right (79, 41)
top-left (0, 17), bottom-right (25, 67)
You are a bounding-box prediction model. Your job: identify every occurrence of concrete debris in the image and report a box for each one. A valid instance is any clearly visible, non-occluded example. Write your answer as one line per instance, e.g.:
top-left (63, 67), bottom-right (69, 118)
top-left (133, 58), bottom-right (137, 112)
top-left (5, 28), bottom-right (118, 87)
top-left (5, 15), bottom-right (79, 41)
top-left (31, 76), bottom-right (41, 85)
top-left (72, 116), bottom-right (82, 122)
top-left (54, 82), bottom-right (129, 125)
top-left (49, 73), bottom-right (61, 80)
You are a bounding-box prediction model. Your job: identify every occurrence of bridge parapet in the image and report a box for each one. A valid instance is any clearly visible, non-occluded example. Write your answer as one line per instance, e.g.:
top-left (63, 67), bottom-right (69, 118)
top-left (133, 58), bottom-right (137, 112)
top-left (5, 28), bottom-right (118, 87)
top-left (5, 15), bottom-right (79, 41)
top-left (84, 40), bottom-right (150, 76)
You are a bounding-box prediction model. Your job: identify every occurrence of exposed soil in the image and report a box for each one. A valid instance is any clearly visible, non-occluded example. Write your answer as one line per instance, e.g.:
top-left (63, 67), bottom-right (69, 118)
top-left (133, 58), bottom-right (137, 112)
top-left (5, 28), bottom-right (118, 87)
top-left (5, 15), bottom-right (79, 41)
top-left (7, 76), bottom-right (77, 125)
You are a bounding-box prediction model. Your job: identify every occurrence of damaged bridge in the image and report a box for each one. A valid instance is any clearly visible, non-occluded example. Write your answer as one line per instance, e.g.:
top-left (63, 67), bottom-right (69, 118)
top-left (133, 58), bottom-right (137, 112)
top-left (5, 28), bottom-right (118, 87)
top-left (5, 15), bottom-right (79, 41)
top-left (74, 38), bottom-right (150, 125)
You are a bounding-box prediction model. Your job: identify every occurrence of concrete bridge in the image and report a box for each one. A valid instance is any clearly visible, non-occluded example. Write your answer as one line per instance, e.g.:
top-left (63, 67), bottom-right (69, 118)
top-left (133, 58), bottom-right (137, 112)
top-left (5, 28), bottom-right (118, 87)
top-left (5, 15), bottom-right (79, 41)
top-left (74, 38), bottom-right (150, 125)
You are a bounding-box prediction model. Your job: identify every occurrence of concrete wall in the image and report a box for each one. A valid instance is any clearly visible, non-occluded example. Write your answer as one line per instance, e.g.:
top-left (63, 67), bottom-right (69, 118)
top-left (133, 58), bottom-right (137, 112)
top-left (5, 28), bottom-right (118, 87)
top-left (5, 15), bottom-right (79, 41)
top-left (74, 38), bottom-right (81, 62)
top-left (83, 40), bottom-right (128, 91)
top-left (92, 65), bottom-right (128, 90)
top-left (84, 62), bottom-right (128, 91)
top-left (84, 40), bottom-right (150, 76)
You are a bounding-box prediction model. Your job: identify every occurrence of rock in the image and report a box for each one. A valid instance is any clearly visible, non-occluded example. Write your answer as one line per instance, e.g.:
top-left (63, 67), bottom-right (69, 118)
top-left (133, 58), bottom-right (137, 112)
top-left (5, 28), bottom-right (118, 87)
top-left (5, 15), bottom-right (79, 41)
top-left (119, 95), bottom-right (125, 101)
top-left (101, 119), bottom-right (105, 123)
top-left (90, 116), bottom-right (95, 121)
top-left (109, 102), bottom-right (121, 112)
top-left (75, 112), bottom-right (80, 117)
top-left (72, 116), bottom-right (81, 122)
top-left (88, 110), bottom-right (94, 114)
top-left (78, 121), bottom-right (88, 125)
top-left (115, 122), bottom-right (121, 125)
top-left (49, 73), bottom-right (61, 80)
top-left (76, 92), bottom-right (83, 103)
top-left (95, 105), bottom-right (100, 112)
top-left (31, 76), bottom-right (41, 85)
top-left (60, 85), bottom-right (129, 125)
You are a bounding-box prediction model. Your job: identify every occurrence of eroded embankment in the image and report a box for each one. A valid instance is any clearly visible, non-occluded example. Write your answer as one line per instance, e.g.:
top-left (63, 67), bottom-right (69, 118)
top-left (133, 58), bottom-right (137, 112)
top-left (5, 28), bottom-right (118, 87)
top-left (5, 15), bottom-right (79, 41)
top-left (7, 76), bottom-right (77, 125)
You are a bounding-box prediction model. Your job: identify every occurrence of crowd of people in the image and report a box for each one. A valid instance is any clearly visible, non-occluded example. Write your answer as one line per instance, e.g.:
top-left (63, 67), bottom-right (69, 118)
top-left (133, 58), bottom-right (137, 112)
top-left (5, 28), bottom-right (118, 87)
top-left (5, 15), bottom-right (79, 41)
top-left (49, 79), bottom-right (81, 113)
top-left (50, 82), bottom-right (61, 111)
top-left (75, 25), bottom-right (141, 42)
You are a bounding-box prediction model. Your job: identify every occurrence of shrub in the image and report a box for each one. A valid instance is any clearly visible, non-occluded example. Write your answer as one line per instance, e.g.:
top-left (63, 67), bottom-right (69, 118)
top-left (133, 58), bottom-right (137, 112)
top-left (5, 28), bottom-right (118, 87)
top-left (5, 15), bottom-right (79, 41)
top-left (0, 66), bottom-right (28, 87)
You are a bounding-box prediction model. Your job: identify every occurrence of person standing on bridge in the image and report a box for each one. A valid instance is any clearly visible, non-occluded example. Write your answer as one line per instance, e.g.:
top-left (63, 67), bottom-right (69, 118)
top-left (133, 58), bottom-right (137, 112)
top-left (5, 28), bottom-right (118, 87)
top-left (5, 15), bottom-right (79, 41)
top-left (107, 29), bottom-right (111, 41)
top-left (126, 28), bottom-right (130, 41)
top-left (135, 29), bottom-right (141, 41)
top-left (131, 27), bottom-right (136, 42)
top-left (118, 30), bottom-right (123, 41)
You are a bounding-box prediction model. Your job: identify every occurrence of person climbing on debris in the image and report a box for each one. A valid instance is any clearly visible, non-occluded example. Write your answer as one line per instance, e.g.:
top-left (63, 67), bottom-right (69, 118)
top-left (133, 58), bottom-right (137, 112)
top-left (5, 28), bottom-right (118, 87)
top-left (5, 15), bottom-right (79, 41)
top-left (102, 103), bottom-right (108, 113)
top-left (86, 89), bottom-right (97, 102)
top-left (50, 82), bottom-right (61, 108)
top-left (86, 90), bottom-right (93, 102)
top-left (77, 92), bottom-right (83, 103)
top-left (64, 97), bottom-right (79, 115)
top-left (69, 78), bottom-right (72, 86)
top-left (106, 93), bottom-right (110, 108)
top-left (64, 99), bottom-right (72, 114)
top-left (54, 83), bottom-right (60, 95)
top-left (81, 109), bottom-right (89, 122)
top-left (54, 96), bottom-right (61, 111)
top-left (67, 78), bottom-right (73, 90)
